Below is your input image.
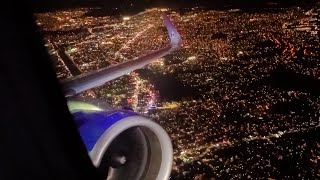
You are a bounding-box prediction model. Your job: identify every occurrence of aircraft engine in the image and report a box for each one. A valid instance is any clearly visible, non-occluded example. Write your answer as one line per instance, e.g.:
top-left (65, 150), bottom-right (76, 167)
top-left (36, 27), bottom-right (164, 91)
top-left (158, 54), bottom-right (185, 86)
top-left (68, 100), bottom-right (173, 180)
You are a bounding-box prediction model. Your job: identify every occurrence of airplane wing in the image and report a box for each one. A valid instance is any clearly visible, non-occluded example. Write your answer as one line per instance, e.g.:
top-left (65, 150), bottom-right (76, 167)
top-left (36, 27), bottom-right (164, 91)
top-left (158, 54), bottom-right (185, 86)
top-left (61, 14), bottom-right (181, 97)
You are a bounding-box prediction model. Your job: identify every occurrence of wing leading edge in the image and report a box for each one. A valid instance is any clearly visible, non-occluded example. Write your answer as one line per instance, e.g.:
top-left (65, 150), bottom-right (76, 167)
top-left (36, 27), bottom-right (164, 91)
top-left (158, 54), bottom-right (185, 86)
top-left (61, 14), bottom-right (181, 97)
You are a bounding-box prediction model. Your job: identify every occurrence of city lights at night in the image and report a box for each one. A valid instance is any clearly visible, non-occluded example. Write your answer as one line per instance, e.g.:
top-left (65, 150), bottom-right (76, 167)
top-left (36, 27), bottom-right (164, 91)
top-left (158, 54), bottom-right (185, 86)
top-left (35, 4), bottom-right (320, 179)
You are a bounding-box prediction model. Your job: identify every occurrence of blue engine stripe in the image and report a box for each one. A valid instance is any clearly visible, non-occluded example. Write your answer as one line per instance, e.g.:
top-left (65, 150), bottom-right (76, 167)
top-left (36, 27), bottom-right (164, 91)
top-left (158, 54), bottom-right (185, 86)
top-left (72, 110), bottom-right (138, 151)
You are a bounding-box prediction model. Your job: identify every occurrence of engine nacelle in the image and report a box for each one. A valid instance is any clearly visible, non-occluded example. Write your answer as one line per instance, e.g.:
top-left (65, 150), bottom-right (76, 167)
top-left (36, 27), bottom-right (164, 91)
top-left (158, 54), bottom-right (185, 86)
top-left (68, 100), bottom-right (173, 180)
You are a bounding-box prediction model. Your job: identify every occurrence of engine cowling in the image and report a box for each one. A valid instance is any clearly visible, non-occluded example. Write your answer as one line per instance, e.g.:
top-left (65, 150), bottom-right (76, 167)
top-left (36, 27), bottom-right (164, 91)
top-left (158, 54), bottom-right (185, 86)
top-left (68, 100), bottom-right (173, 180)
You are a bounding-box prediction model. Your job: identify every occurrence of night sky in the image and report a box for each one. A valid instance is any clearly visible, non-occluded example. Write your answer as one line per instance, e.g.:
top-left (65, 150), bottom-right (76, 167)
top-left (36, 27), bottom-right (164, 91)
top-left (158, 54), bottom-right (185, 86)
top-left (31, 0), bottom-right (319, 13)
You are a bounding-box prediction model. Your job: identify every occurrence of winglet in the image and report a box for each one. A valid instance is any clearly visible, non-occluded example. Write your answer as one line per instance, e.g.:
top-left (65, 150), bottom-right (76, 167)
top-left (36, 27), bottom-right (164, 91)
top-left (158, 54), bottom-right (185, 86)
top-left (162, 14), bottom-right (181, 49)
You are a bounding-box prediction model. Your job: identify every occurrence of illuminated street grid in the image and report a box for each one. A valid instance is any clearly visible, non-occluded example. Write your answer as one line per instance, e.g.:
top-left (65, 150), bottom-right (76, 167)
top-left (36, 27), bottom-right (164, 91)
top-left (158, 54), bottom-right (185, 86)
top-left (36, 7), bottom-right (320, 179)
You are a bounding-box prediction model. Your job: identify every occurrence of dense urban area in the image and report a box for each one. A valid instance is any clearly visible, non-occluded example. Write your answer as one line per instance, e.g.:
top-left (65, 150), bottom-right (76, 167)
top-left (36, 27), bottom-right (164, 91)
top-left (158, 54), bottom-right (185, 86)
top-left (35, 6), bottom-right (320, 179)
